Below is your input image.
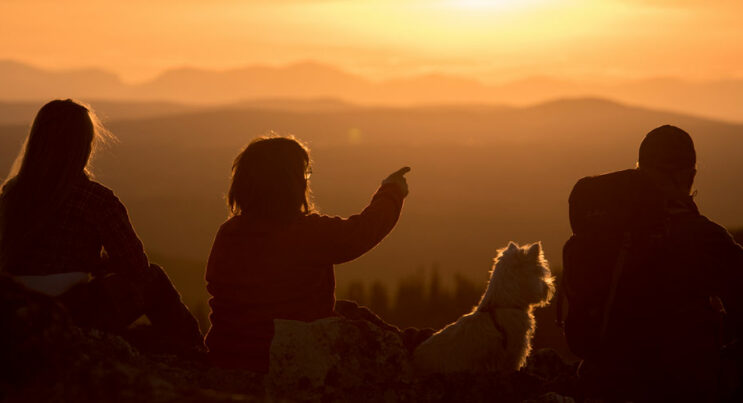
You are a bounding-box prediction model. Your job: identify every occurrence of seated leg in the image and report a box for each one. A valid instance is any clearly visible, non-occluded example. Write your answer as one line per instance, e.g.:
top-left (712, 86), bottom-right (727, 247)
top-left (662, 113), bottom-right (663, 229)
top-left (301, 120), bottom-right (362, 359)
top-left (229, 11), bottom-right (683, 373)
top-left (59, 264), bottom-right (204, 350)
top-left (140, 264), bottom-right (204, 348)
top-left (334, 299), bottom-right (434, 352)
top-left (59, 271), bottom-right (144, 331)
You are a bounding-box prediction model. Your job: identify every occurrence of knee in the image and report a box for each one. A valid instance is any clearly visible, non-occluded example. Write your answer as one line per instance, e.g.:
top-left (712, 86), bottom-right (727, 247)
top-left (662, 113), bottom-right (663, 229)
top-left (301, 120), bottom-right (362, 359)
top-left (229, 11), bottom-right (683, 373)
top-left (334, 299), bottom-right (361, 317)
top-left (140, 263), bottom-right (175, 287)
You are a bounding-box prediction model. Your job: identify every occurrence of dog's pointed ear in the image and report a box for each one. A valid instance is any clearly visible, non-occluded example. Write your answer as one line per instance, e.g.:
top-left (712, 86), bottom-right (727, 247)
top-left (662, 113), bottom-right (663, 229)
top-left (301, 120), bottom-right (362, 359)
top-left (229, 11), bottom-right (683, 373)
top-left (526, 242), bottom-right (542, 260)
top-left (506, 241), bottom-right (519, 252)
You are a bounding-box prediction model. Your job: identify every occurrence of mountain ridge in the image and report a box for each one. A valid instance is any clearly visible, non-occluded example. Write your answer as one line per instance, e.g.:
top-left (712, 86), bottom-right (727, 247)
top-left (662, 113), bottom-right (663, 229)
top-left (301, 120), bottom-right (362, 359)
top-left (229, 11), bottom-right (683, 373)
top-left (1, 59), bottom-right (740, 123)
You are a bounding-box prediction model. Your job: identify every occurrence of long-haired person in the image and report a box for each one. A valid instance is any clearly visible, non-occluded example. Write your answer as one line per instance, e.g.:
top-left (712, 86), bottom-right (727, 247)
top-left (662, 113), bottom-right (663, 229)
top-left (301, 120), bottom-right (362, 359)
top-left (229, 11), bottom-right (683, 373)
top-left (0, 99), bottom-right (203, 351)
top-left (205, 136), bottom-right (412, 371)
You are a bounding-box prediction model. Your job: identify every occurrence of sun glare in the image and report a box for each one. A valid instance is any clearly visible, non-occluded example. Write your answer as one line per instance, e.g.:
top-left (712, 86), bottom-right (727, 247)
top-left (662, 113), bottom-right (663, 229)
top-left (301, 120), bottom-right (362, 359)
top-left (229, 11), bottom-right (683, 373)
top-left (455, 0), bottom-right (513, 9)
top-left (446, 0), bottom-right (546, 11)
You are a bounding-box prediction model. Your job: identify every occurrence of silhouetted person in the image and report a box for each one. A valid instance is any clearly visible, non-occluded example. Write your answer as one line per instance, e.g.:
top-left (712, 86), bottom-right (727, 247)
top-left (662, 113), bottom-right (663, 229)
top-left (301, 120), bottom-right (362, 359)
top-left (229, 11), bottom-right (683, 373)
top-left (0, 99), bottom-right (203, 352)
top-left (204, 136), bottom-right (420, 372)
top-left (562, 125), bottom-right (743, 401)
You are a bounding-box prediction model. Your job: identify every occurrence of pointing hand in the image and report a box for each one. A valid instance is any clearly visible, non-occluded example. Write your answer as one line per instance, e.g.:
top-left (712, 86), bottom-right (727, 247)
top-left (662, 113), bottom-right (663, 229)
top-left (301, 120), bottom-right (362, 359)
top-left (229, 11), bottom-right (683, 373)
top-left (382, 167), bottom-right (411, 197)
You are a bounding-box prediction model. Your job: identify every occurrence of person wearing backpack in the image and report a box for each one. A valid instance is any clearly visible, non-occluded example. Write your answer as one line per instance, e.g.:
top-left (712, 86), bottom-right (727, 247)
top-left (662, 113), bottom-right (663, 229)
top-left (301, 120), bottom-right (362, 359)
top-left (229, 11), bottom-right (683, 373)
top-left (559, 125), bottom-right (743, 401)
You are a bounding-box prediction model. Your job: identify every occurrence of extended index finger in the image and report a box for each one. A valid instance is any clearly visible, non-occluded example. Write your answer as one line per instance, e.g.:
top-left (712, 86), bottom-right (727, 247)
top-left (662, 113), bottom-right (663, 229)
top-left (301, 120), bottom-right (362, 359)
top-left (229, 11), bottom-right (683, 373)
top-left (392, 166), bottom-right (411, 177)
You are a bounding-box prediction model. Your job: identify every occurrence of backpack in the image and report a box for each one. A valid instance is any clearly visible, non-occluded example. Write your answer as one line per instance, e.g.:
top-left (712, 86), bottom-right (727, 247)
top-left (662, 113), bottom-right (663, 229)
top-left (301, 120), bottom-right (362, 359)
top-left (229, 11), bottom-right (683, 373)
top-left (556, 169), bottom-right (668, 360)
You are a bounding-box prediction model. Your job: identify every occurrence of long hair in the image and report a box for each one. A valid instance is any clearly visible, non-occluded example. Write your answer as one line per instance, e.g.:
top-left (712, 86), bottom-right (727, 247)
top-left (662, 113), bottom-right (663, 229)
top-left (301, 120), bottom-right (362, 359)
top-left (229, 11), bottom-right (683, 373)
top-left (228, 135), bottom-right (313, 221)
top-left (0, 99), bottom-right (112, 270)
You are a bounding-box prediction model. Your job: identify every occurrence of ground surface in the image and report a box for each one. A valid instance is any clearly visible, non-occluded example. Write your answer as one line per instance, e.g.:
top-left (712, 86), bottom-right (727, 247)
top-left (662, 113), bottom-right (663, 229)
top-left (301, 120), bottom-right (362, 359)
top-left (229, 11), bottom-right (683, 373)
top-left (1, 275), bottom-right (579, 402)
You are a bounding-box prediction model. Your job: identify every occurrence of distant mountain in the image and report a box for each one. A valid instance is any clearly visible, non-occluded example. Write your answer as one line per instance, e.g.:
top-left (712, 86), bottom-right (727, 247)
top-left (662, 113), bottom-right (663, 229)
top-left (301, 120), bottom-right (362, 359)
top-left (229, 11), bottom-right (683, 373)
top-left (0, 60), bottom-right (128, 100)
top-left (133, 62), bottom-right (372, 103)
top-left (0, 59), bottom-right (740, 123)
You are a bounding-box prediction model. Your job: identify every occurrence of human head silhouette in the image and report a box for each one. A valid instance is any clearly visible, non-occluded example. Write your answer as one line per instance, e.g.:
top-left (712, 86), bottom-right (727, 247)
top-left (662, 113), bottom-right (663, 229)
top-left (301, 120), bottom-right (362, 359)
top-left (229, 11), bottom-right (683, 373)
top-left (5, 99), bottom-right (110, 187)
top-left (228, 135), bottom-right (312, 220)
top-left (638, 125), bottom-right (696, 196)
top-left (639, 125), bottom-right (696, 171)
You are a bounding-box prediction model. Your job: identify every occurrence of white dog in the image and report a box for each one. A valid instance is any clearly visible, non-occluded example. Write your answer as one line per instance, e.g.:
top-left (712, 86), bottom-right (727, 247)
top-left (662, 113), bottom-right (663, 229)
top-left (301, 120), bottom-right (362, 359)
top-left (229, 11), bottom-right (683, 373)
top-left (413, 242), bottom-right (554, 374)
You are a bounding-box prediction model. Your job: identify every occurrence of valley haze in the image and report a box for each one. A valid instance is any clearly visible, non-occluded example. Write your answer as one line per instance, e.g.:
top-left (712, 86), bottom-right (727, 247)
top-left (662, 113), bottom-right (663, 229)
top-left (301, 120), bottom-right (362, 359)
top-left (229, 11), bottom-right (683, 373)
top-left (0, 96), bottom-right (741, 307)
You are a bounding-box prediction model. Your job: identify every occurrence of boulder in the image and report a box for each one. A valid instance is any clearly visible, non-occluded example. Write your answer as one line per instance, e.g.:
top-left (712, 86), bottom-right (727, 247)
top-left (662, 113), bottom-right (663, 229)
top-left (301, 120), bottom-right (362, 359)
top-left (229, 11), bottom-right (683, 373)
top-left (268, 317), bottom-right (412, 397)
top-left (0, 274), bottom-right (261, 402)
top-left (0, 274), bottom-right (79, 388)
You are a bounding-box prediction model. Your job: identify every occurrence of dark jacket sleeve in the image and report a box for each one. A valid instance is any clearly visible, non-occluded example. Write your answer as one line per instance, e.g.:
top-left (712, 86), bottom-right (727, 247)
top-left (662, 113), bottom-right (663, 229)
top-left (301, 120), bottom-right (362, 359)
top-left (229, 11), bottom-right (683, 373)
top-left (98, 192), bottom-right (150, 277)
top-left (307, 183), bottom-right (405, 264)
top-left (692, 218), bottom-right (743, 336)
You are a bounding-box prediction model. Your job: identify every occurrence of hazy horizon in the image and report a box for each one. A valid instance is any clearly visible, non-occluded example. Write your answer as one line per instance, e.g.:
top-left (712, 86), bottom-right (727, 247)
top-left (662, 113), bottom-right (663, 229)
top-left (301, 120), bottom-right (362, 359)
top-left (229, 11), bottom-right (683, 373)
top-left (2, 58), bottom-right (742, 124)
top-left (4, 57), bottom-right (741, 87)
top-left (2, 57), bottom-right (741, 88)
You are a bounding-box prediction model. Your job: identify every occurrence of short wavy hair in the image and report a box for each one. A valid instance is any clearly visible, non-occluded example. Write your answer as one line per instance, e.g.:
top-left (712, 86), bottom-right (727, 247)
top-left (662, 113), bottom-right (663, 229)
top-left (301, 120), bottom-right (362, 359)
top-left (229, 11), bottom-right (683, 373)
top-left (228, 135), bottom-right (313, 220)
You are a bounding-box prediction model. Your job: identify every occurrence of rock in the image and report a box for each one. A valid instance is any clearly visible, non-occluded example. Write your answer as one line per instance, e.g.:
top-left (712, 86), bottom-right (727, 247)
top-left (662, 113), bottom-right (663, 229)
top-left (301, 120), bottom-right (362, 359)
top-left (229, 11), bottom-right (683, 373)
top-left (0, 274), bottom-right (262, 402)
top-left (268, 317), bottom-right (412, 398)
top-left (523, 392), bottom-right (577, 403)
top-left (523, 348), bottom-right (580, 398)
top-left (0, 274), bottom-right (79, 389)
top-left (0, 275), bottom-right (580, 402)
top-left (524, 348), bottom-right (576, 380)
top-left (409, 370), bottom-right (540, 403)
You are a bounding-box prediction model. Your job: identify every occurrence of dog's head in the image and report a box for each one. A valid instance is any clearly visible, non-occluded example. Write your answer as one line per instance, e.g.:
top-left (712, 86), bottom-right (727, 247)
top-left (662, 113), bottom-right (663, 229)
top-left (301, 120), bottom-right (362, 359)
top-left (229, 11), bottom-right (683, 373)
top-left (479, 242), bottom-right (555, 310)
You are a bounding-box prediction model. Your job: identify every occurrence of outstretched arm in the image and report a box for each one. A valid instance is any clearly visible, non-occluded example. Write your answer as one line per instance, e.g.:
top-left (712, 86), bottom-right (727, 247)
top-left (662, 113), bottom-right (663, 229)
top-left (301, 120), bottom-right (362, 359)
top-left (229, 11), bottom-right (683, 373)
top-left (698, 221), bottom-right (743, 337)
top-left (309, 167), bottom-right (410, 264)
top-left (716, 239), bottom-right (743, 337)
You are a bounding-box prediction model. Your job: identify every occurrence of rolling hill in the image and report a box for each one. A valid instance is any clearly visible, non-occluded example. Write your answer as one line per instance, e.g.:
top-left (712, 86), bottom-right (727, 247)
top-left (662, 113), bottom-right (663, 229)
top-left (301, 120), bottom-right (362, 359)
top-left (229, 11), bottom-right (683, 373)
top-left (1, 98), bottom-right (741, 309)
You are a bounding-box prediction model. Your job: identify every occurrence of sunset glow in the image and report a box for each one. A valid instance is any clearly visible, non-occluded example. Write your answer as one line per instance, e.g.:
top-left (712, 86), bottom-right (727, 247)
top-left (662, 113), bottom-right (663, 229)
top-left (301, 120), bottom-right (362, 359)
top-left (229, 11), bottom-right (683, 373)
top-left (0, 0), bottom-right (741, 84)
top-left (446, 0), bottom-right (548, 11)
top-left (1, 2), bottom-right (743, 396)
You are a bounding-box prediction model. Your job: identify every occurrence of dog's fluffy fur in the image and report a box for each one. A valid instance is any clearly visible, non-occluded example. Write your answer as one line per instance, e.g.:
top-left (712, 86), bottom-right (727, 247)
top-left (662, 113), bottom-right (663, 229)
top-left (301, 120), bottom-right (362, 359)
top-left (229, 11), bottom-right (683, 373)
top-left (412, 242), bottom-right (554, 374)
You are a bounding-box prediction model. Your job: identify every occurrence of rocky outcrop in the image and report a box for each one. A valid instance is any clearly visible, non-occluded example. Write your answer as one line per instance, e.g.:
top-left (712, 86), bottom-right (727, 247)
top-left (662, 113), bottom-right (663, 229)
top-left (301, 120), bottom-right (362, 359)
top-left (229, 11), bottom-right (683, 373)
top-left (269, 317), bottom-right (412, 395)
top-left (0, 274), bottom-right (263, 402)
top-left (0, 274), bottom-right (579, 402)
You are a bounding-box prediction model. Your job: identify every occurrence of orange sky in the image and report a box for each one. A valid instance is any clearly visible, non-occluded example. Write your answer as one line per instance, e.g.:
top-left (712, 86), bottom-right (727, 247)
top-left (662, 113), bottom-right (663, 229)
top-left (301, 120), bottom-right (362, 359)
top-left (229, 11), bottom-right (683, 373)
top-left (1, 0), bottom-right (741, 83)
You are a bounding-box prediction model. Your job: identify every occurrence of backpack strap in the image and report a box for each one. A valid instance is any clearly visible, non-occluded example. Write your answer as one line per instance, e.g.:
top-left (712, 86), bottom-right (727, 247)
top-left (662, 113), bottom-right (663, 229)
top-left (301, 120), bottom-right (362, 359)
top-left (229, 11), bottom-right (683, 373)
top-left (555, 274), bottom-right (565, 329)
top-left (597, 231), bottom-right (632, 347)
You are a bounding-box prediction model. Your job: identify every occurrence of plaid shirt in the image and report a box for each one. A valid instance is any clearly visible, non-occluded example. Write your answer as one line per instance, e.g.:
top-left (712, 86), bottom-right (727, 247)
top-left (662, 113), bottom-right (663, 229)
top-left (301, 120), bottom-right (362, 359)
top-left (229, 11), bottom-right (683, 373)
top-left (6, 178), bottom-right (149, 277)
